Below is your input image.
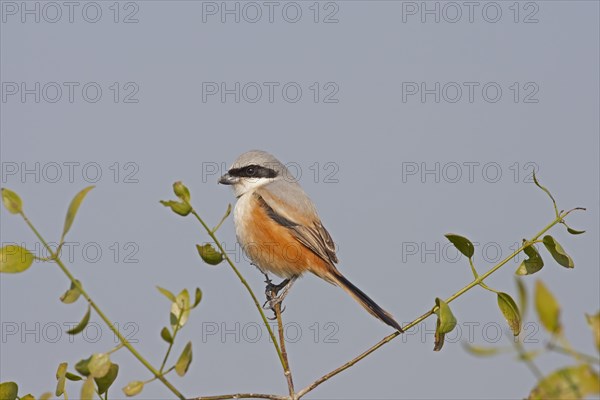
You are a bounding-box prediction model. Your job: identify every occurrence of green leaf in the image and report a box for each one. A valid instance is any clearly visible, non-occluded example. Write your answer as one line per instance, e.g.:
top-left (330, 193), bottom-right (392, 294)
top-left (434, 298), bottom-right (457, 351)
top-left (562, 220), bottom-right (585, 235)
top-left (497, 292), bottom-right (521, 336)
top-left (159, 200), bottom-right (191, 216)
top-left (566, 226), bottom-right (585, 235)
top-left (0, 245), bottom-right (34, 274)
top-left (444, 234), bottom-right (474, 258)
top-left (535, 280), bottom-right (562, 334)
top-left (88, 353), bottom-right (111, 378)
top-left (20, 395), bottom-right (34, 400)
top-left (196, 243), bottom-right (223, 265)
top-left (173, 181), bottom-right (191, 203)
top-left (462, 343), bottom-right (502, 357)
top-left (65, 372), bottom-right (82, 381)
top-left (122, 381), bottom-right (144, 397)
top-left (542, 235), bottom-right (574, 268)
top-left (585, 312), bottom-right (600, 352)
top-left (175, 341), bottom-right (193, 377)
top-left (40, 392), bottom-right (53, 400)
top-left (516, 278), bottom-right (528, 318)
top-left (80, 377), bottom-right (95, 400)
top-left (75, 356), bottom-right (92, 376)
top-left (1, 188), bottom-right (23, 214)
top-left (435, 298), bottom-right (457, 333)
top-left (160, 327), bottom-right (173, 344)
top-left (61, 186), bottom-right (95, 242)
top-left (55, 362), bottom-right (68, 396)
top-left (516, 241), bottom-right (544, 275)
top-left (60, 280), bottom-right (82, 304)
top-left (94, 363), bottom-right (119, 395)
top-left (67, 306), bottom-right (91, 335)
top-left (156, 286), bottom-right (176, 302)
top-left (0, 382), bottom-right (19, 400)
top-left (528, 364), bottom-right (600, 400)
top-left (192, 287), bottom-right (203, 308)
top-left (171, 289), bottom-right (190, 328)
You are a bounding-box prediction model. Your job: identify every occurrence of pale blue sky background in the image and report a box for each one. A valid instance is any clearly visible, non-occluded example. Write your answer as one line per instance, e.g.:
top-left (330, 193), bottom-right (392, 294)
top-left (1, 1), bottom-right (599, 399)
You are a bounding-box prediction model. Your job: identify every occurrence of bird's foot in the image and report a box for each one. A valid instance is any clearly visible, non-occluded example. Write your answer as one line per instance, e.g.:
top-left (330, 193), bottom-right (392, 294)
top-left (265, 305), bottom-right (286, 320)
top-left (263, 277), bottom-right (295, 313)
top-left (265, 278), bottom-right (290, 297)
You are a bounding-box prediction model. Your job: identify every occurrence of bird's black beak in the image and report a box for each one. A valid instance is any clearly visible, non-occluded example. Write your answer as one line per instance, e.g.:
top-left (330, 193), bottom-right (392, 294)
top-left (218, 172), bottom-right (236, 185)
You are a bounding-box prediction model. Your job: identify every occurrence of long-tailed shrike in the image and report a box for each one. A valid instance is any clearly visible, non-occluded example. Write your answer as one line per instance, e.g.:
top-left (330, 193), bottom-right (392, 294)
top-left (219, 150), bottom-right (402, 331)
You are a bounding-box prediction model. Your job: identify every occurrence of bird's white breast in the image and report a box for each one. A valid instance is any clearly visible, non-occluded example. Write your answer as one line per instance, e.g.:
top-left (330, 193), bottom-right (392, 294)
top-left (233, 192), bottom-right (254, 250)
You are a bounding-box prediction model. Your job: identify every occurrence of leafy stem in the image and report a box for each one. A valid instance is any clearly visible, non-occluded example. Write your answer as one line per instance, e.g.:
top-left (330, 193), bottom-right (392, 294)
top-left (212, 204), bottom-right (232, 233)
top-left (159, 307), bottom-right (185, 373)
top-left (546, 341), bottom-right (600, 364)
top-left (190, 195), bottom-right (584, 400)
top-left (18, 211), bottom-right (185, 400)
top-left (188, 208), bottom-right (286, 371)
top-left (294, 208), bottom-right (581, 398)
top-left (146, 366), bottom-right (176, 383)
top-left (468, 258), bottom-right (499, 294)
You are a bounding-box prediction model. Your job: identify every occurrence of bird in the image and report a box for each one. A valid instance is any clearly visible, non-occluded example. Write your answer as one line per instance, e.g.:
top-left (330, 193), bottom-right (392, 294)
top-left (218, 150), bottom-right (403, 332)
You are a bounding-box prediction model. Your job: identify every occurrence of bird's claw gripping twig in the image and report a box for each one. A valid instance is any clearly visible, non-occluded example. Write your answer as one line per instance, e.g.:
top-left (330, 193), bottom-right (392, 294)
top-left (263, 277), bottom-right (295, 313)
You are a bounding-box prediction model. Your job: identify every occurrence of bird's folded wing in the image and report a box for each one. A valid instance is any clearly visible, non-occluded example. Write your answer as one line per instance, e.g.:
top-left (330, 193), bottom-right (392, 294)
top-left (255, 184), bottom-right (338, 265)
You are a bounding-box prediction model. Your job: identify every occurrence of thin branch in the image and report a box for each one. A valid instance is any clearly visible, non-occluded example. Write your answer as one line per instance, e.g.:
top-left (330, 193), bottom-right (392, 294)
top-left (212, 203), bottom-right (232, 233)
top-left (272, 293), bottom-right (295, 398)
top-left (295, 329), bottom-right (401, 398)
top-left (510, 337), bottom-right (566, 400)
top-left (189, 196), bottom-right (584, 400)
top-left (194, 394), bottom-right (288, 400)
top-left (533, 171), bottom-right (559, 218)
top-left (295, 209), bottom-right (579, 398)
top-left (547, 341), bottom-right (600, 364)
top-left (159, 306), bottom-right (185, 373)
top-left (106, 342), bottom-right (125, 355)
top-left (20, 212), bottom-right (185, 400)
top-left (189, 209), bottom-right (286, 371)
top-left (513, 340), bottom-right (545, 381)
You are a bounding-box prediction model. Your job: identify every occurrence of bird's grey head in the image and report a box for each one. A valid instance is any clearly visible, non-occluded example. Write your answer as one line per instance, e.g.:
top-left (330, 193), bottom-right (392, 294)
top-left (218, 150), bottom-right (288, 197)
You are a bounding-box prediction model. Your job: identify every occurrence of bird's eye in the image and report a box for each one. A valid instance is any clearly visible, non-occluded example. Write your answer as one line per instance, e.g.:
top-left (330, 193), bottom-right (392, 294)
top-left (246, 167), bottom-right (255, 176)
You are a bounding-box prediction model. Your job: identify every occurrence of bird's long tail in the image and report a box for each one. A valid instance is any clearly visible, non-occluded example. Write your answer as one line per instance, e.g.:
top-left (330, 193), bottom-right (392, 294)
top-left (328, 270), bottom-right (403, 332)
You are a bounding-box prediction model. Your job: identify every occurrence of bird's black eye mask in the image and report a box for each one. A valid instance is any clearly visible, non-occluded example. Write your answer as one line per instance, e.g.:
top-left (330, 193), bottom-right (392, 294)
top-left (228, 164), bottom-right (278, 179)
